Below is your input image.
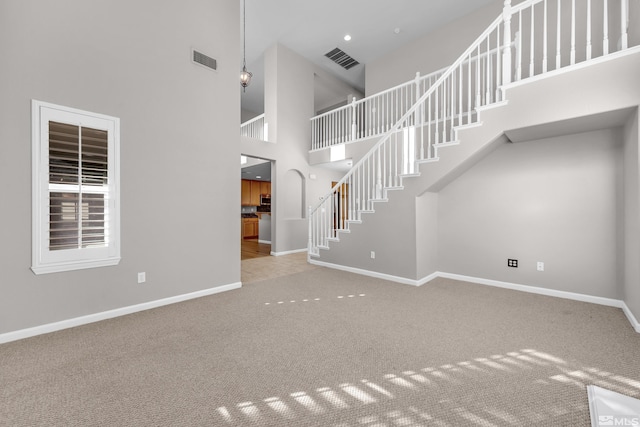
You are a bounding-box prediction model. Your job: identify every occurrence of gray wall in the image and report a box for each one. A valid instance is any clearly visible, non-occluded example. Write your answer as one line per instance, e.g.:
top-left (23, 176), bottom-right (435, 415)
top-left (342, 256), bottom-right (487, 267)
top-left (0, 0), bottom-right (240, 334)
top-left (416, 192), bottom-right (439, 280)
top-left (623, 111), bottom-right (640, 318)
top-left (365, 0), bottom-right (504, 95)
top-left (437, 129), bottom-right (623, 298)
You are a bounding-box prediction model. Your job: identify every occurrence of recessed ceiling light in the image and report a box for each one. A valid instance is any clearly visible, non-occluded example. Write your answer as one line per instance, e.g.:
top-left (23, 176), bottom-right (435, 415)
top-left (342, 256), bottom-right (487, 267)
top-left (394, 28), bottom-right (401, 34)
top-left (344, 34), bottom-right (352, 41)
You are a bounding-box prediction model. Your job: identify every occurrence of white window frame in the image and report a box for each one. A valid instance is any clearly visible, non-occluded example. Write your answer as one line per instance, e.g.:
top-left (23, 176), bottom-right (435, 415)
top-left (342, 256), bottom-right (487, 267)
top-left (31, 100), bottom-right (121, 274)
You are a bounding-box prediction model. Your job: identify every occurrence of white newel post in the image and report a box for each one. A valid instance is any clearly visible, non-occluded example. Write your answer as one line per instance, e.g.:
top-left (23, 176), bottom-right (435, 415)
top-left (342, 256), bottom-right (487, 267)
top-left (350, 97), bottom-right (357, 142)
top-left (308, 206), bottom-right (313, 257)
top-left (502, 0), bottom-right (513, 86)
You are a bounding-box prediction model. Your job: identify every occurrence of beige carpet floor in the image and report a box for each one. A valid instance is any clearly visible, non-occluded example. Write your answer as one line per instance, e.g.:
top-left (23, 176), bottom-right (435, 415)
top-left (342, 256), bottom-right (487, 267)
top-left (1, 260), bottom-right (639, 426)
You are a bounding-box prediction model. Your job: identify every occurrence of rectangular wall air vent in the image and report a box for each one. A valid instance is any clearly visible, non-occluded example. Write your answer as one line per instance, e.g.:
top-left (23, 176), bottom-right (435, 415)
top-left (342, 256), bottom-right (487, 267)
top-left (192, 49), bottom-right (217, 71)
top-left (324, 48), bottom-right (360, 70)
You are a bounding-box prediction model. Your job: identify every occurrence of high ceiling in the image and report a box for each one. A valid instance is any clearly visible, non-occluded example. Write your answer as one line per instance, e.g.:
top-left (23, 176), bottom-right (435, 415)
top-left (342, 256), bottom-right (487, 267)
top-left (240, 0), bottom-right (496, 114)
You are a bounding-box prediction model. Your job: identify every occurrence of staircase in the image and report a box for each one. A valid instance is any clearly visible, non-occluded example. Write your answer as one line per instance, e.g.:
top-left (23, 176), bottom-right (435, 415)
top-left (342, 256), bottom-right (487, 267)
top-left (308, 0), bottom-right (636, 259)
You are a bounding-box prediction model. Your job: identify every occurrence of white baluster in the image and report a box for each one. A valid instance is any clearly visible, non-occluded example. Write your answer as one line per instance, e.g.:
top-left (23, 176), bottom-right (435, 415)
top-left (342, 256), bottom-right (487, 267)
top-left (621, 0), bottom-right (628, 50)
top-left (458, 63), bottom-right (463, 127)
top-left (467, 53), bottom-right (472, 124)
top-left (427, 93), bottom-right (432, 156)
top-left (485, 37), bottom-right (491, 105)
top-left (502, 0), bottom-right (512, 85)
top-left (603, 0), bottom-right (609, 55)
top-left (435, 83), bottom-right (440, 144)
top-left (516, 10), bottom-right (523, 80)
top-left (496, 23), bottom-right (502, 101)
top-left (543, 0), bottom-right (548, 72)
top-left (351, 98), bottom-right (357, 142)
top-left (556, 0), bottom-right (562, 70)
top-left (586, 0), bottom-right (592, 60)
top-left (376, 148), bottom-right (382, 199)
top-left (476, 44), bottom-right (481, 108)
top-left (570, 0), bottom-right (576, 65)
top-left (530, 4), bottom-right (536, 77)
top-left (443, 77), bottom-right (448, 142)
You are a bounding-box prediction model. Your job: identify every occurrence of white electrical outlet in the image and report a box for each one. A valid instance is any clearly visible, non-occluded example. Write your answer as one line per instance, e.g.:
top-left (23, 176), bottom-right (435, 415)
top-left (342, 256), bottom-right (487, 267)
top-left (138, 272), bottom-right (146, 283)
top-left (370, 251), bottom-right (375, 259)
top-left (537, 262), bottom-right (544, 272)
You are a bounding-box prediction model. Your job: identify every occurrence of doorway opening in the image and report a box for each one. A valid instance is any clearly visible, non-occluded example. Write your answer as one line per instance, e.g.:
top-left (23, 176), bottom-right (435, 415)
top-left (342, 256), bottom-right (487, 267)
top-left (241, 155), bottom-right (273, 260)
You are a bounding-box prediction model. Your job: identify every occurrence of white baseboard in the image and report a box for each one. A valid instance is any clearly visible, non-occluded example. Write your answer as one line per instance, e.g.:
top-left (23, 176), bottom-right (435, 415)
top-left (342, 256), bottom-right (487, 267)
top-left (271, 248), bottom-right (308, 256)
top-left (258, 239), bottom-right (271, 244)
top-left (434, 272), bottom-right (623, 307)
top-left (0, 282), bottom-right (242, 345)
top-left (308, 258), bottom-right (422, 286)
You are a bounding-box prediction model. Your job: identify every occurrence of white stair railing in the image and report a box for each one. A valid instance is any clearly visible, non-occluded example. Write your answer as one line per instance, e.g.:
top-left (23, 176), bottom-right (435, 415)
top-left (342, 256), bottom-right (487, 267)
top-left (308, 0), bottom-right (635, 257)
top-left (240, 114), bottom-right (268, 141)
top-left (310, 70), bottom-right (444, 150)
top-left (310, 48), bottom-right (506, 151)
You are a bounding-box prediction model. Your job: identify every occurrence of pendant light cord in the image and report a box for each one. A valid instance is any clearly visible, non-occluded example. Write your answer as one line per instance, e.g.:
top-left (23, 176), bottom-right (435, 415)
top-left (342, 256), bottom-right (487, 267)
top-left (243, 0), bottom-right (247, 69)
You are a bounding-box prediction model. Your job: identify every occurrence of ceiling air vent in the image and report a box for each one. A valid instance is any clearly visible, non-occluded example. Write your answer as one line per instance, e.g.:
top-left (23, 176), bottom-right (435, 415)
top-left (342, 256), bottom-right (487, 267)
top-left (324, 47), bottom-right (360, 70)
top-left (192, 49), bottom-right (217, 71)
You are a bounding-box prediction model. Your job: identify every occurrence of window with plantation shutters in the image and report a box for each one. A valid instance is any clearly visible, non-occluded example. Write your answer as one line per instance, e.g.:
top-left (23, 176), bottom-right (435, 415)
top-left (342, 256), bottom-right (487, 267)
top-left (32, 101), bottom-right (120, 274)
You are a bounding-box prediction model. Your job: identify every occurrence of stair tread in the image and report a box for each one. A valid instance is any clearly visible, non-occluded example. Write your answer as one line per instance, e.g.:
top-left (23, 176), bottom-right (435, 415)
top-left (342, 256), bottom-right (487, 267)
top-left (417, 157), bottom-right (440, 164)
top-left (454, 121), bottom-right (483, 130)
top-left (434, 140), bottom-right (459, 147)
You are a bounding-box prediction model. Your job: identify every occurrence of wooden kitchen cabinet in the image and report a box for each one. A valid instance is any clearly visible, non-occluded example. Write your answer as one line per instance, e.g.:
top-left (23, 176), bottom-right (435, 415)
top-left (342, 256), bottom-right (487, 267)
top-left (250, 181), bottom-right (261, 206)
top-left (260, 181), bottom-right (271, 196)
top-left (241, 179), bottom-right (270, 206)
top-left (241, 180), bottom-right (251, 206)
top-left (242, 217), bottom-right (258, 239)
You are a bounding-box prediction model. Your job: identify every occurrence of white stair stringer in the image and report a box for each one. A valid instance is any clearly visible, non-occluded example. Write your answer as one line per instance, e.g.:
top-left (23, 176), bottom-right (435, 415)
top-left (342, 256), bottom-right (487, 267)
top-left (310, 48), bottom-right (640, 280)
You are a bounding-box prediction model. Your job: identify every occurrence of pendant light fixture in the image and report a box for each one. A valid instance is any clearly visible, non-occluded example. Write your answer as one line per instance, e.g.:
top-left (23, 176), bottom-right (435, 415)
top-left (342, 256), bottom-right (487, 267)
top-left (240, 0), bottom-right (252, 91)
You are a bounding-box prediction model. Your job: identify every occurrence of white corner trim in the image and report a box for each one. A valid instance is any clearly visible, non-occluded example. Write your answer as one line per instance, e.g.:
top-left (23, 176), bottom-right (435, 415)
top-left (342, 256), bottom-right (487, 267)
top-left (0, 282), bottom-right (242, 345)
top-left (270, 248), bottom-right (308, 256)
top-left (416, 271), bottom-right (440, 286)
top-left (308, 258), bottom-right (422, 286)
top-left (621, 301), bottom-right (640, 333)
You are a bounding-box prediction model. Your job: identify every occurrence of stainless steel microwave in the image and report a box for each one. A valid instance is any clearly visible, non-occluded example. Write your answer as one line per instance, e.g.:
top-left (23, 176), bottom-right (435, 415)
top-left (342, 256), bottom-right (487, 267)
top-left (260, 195), bottom-right (271, 205)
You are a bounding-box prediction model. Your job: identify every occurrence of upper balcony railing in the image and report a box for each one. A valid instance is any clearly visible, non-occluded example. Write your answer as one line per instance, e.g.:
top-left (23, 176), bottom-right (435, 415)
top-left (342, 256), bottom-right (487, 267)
top-left (310, 68), bottom-right (446, 151)
top-left (241, 113), bottom-right (269, 141)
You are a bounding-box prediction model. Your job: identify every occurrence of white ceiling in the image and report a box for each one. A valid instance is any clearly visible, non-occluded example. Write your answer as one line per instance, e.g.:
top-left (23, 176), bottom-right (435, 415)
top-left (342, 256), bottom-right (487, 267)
top-left (240, 0), bottom-right (496, 114)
